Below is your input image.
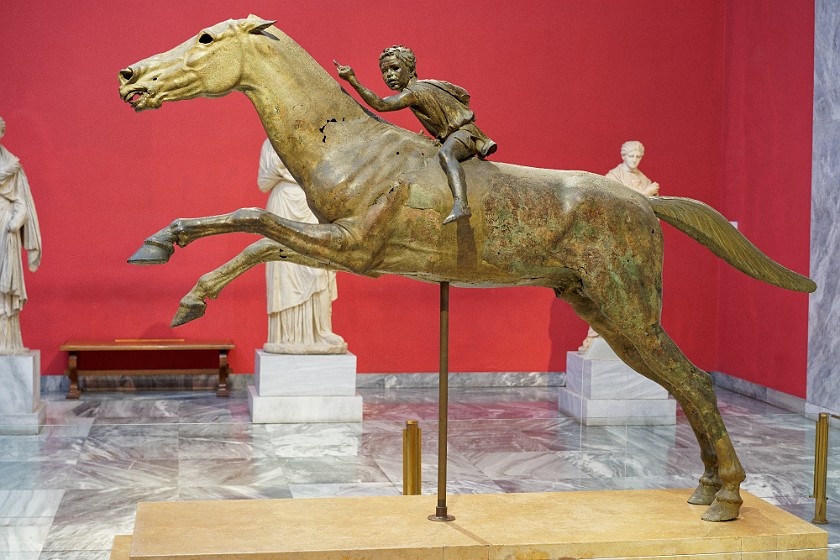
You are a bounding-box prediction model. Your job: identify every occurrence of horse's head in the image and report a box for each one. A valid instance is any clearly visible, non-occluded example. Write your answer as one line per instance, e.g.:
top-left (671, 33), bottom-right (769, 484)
top-left (118, 17), bottom-right (275, 111)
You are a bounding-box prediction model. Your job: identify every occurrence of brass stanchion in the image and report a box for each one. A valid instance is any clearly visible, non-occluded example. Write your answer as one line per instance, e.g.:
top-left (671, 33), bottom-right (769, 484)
top-left (429, 282), bottom-right (455, 522)
top-left (812, 412), bottom-right (839, 524)
top-left (812, 413), bottom-right (828, 524)
top-left (403, 420), bottom-right (422, 495)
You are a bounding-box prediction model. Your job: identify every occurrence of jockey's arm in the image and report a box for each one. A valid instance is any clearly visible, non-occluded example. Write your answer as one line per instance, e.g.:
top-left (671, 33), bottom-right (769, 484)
top-left (348, 79), bottom-right (413, 112)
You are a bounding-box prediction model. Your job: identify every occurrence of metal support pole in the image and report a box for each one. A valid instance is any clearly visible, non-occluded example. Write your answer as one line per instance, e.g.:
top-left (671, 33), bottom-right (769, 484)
top-left (403, 420), bottom-right (422, 495)
top-left (812, 412), bottom-right (832, 524)
top-left (429, 282), bottom-right (455, 522)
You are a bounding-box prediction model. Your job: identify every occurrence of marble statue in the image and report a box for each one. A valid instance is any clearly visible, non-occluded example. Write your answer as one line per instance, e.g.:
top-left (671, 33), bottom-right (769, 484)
top-left (119, 17), bottom-right (816, 521)
top-left (335, 46), bottom-right (496, 224)
top-left (258, 139), bottom-right (347, 354)
top-left (581, 140), bottom-right (660, 352)
top-left (605, 140), bottom-right (660, 196)
top-left (0, 116), bottom-right (42, 354)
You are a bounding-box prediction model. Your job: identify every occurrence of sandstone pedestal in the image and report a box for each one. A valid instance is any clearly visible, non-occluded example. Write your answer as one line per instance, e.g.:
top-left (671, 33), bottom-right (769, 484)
top-left (248, 350), bottom-right (362, 423)
top-left (110, 490), bottom-right (827, 560)
top-left (559, 338), bottom-right (676, 426)
top-left (0, 350), bottom-right (45, 435)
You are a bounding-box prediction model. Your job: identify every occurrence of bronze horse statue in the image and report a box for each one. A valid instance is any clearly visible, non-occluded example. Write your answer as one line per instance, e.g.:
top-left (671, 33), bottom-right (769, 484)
top-left (118, 17), bottom-right (815, 522)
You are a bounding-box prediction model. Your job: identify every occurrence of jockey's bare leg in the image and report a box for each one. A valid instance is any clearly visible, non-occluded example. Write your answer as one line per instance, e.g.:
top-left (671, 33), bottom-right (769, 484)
top-left (439, 136), bottom-right (475, 224)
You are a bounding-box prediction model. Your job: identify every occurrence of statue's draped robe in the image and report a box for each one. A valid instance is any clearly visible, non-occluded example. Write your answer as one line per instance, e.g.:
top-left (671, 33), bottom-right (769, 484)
top-left (257, 139), bottom-right (343, 352)
top-left (0, 144), bottom-right (41, 353)
top-left (605, 164), bottom-right (654, 194)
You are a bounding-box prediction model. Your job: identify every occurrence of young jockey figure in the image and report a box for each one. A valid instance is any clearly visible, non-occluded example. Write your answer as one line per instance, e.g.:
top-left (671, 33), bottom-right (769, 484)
top-left (335, 46), bottom-right (496, 224)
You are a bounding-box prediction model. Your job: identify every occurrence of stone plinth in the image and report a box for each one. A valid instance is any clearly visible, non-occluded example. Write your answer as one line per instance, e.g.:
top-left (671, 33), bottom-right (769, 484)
top-left (559, 339), bottom-right (676, 426)
top-left (0, 350), bottom-right (45, 435)
top-left (113, 490), bottom-right (827, 560)
top-left (248, 350), bottom-right (362, 423)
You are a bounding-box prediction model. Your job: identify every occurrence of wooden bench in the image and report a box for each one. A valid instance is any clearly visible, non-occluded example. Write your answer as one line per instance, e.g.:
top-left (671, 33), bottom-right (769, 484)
top-left (61, 339), bottom-right (234, 400)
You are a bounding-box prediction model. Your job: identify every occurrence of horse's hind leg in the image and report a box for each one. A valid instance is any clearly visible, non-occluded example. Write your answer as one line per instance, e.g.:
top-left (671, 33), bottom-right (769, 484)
top-left (626, 323), bottom-right (744, 521)
top-left (172, 238), bottom-right (338, 327)
top-left (558, 287), bottom-right (740, 521)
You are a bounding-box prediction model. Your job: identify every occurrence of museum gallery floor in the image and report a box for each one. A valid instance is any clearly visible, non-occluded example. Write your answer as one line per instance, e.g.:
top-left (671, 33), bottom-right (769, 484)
top-left (0, 384), bottom-right (837, 559)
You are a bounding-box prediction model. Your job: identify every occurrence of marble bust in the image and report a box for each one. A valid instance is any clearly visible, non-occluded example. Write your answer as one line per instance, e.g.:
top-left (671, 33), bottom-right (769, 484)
top-left (258, 139), bottom-right (347, 354)
top-left (605, 140), bottom-right (660, 196)
top-left (0, 116), bottom-right (42, 355)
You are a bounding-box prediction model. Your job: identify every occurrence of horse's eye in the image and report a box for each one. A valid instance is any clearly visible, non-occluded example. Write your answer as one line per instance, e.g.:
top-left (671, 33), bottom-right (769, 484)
top-left (199, 33), bottom-right (213, 44)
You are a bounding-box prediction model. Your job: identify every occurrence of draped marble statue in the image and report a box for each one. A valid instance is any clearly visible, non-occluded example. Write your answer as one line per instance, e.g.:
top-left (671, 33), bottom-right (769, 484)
top-left (580, 140), bottom-right (660, 352)
top-left (0, 116), bottom-right (42, 354)
top-left (605, 140), bottom-right (660, 196)
top-left (258, 139), bottom-right (347, 354)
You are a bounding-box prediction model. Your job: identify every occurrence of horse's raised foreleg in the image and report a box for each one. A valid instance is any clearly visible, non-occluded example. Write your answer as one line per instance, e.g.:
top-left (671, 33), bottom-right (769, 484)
top-left (172, 238), bottom-right (342, 327)
top-left (129, 204), bottom-right (392, 275)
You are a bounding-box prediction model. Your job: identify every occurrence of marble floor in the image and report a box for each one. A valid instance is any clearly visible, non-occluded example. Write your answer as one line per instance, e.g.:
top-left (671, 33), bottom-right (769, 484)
top-left (1, 383), bottom-right (838, 559)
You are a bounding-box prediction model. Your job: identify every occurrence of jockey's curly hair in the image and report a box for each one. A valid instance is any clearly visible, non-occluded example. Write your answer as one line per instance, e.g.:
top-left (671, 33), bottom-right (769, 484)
top-left (379, 45), bottom-right (417, 77)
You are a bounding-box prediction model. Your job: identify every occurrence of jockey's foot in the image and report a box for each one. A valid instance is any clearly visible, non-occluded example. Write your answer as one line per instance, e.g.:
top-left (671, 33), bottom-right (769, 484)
top-left (128, 239), bottom-right (174, 265)
top-left (443, 199), bottom-right (471, 225)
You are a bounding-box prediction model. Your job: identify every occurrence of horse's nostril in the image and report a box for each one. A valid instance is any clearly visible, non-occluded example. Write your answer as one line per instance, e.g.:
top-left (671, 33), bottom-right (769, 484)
top-left (119, 67), bottom-right (134, 82)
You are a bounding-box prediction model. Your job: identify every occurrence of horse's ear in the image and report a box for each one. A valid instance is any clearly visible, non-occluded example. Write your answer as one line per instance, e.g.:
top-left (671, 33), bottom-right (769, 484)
top-left (241, 17), bottom-right (276, 35)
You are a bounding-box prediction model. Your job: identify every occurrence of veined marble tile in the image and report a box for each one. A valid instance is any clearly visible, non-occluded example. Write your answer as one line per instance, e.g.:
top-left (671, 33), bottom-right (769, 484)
top-left (0, 436), bottom-right (83, 463)
top-left (178, 458), bottom-right (288, 488)
top-left (460, 450), bottom-right (591, 481)
top-left (69, 459), bottom-right (178, 489)
top-left (41, 518), bottom-right (135, 552)
top-left (449, 426), bottom-right (553, 453)
top-left (178, 435), bottom-right (273, 460)
top-left (0, 462), bottom-right (76, 490)
top-left (0, 490), bottom-right (63, 518)
top-left (4, 552), bottom-right (41, 560)
top-left (0, 517), bottom-right (50, 552)
top-left (178, 485), bottom-right (293, 501)
top-left (373, 449), bottom-right (494, 488)
top-left (278, 455), bottom-right (390, 484)
top-left (90, 400), bottom-right (180, 421)
top-left (78, 435), bottom-right (178, 462)
top-left (51, 488), bottom-right (177, 524)
top-left (740, 473), bottom-right (815, 499)
top-left (176, 400), bottom-right (235, 423)
top-left (267, 423), bottom-right (362, 457)
top-left (419, 478), bottom-right (506, 495)
top-left (86, 423), bottom-right (179, 438)
top-left (37, 551), bottom-right (111, 560)
top-left (289, 482), bottom-right (400, 499)
top-left (38, 423), bottom-right (94, 438)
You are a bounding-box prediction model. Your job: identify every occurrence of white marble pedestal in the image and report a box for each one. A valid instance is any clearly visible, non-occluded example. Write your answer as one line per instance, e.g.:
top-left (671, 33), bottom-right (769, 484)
top-left (248, 350), bottom-right (362, 423)
top-left (0, 350), bottom-right (45, 435)
top-left (558, 339), bottom-right (675, 426)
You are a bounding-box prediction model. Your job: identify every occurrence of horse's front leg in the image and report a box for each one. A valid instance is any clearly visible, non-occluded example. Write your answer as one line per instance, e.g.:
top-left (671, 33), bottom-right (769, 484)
top-left (128, 208), bottom-right (376, 273)
top-left (173, 238), bottom-right (350, 327)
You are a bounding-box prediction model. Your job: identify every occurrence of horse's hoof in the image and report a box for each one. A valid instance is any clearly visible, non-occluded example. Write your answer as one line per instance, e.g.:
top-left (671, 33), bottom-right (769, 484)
top-left (688, 482), bottom-right (720, 506)
top-left (128, 240), bottom-right (174, 265)
top-left (700, 495), bottom-right (742, 522)
top-left (171, 298), bottom-right (207, 327)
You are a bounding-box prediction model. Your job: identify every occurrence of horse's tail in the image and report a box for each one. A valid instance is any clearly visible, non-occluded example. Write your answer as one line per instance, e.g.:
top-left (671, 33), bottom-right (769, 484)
top-left (648, 196), bottom-right (816, 293)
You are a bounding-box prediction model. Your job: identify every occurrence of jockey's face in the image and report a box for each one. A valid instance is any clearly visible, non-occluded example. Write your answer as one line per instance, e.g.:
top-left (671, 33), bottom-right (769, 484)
top-left (380, 56), bottom-right (412, 91)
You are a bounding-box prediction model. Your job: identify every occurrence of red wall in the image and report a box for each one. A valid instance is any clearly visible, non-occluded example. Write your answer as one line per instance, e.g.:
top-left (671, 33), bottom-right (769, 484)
top-left (718, 2), bottom-right (814, 398)
top-left (0, 1), bottom-right (811, 389)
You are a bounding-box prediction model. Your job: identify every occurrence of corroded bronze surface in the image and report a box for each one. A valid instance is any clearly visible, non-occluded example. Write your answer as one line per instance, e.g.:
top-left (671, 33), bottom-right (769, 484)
top-left (117, 17), bottom-right (816, 522)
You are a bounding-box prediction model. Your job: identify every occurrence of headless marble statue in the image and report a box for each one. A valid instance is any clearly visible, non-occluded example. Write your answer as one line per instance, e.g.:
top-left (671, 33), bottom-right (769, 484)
top-left (0, 116), bottom-right (41, 355)
top-left (580, 140), bottom-right (659, 352)
top-left (258, 139), bottom-right (347, 354)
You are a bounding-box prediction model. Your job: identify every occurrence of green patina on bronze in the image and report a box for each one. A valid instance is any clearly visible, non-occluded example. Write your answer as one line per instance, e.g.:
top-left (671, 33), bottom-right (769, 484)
top-left (118, 17), bottom-right (816, 522)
